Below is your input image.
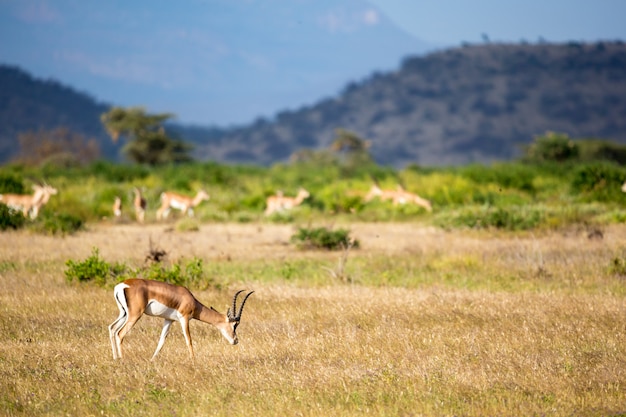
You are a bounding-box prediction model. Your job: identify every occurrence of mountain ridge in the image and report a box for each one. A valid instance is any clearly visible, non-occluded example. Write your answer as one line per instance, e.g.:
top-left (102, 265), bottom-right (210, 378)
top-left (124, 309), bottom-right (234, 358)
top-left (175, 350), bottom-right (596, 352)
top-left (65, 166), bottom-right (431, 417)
top-left (1, 41), bottom-right (625, 167)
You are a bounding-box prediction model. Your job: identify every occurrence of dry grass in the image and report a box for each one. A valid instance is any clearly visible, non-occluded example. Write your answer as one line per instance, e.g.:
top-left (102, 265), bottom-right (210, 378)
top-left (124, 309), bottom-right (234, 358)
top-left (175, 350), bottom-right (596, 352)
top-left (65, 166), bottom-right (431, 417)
top-left (1, 222), bottom-right (625, 416)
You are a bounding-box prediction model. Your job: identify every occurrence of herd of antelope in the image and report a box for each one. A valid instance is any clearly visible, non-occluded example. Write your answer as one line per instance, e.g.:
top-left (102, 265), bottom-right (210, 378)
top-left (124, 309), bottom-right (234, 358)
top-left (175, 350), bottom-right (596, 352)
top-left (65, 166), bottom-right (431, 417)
top-left (109, 182), bottom-right (434, 221)
top-left (0, 181), bottom-right (436, 223)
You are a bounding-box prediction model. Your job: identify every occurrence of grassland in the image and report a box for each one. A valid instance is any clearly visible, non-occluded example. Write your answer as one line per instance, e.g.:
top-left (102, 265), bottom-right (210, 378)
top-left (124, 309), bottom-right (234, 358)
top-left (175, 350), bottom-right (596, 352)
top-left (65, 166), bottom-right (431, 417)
top-left (1, 221), bottom-right (625, 416)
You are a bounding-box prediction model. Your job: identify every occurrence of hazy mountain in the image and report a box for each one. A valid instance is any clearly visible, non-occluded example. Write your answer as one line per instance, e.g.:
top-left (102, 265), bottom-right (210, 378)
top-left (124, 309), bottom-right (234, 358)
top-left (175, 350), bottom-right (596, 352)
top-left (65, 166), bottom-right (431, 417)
top-left (1, 41), bottom-right (625, 167)
top-left (0, 0), bottom-right (432, 125)
top-left (191, 41), bottom-right (626, 167)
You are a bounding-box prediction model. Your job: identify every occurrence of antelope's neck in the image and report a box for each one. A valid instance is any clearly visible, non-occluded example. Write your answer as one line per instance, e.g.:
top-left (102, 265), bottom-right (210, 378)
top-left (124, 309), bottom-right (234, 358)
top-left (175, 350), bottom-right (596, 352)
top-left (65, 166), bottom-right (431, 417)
top-left (194, 301), bottom-right (226, 325)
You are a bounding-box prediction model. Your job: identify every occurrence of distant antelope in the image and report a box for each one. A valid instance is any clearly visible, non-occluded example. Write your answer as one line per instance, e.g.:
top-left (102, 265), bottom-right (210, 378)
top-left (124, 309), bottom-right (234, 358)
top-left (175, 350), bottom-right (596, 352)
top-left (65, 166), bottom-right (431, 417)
top-left (31, 183), bottom-right (58, 218)
top-left (365, 184), bottom-right (432, 211)
top-left (264, 188), bottom-right (310, 216)
top-left (156, 190), bottom-right (210, 220)
top-left (133, 187), bottom-right (147, 223)
top-left (113, 196), bottom-right (122, 218)
top-left (0, 183), bottom-right (57, 219)
top-left (108, 279), bottom-right (254, 360)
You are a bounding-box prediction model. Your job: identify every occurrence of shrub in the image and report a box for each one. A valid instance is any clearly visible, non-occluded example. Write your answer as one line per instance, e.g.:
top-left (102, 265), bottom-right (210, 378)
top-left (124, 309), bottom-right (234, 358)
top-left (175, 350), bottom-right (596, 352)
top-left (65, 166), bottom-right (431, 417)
top-left (436, 206), bottom-right (543, 231)
top-left (570, 162), bottom-right (626, 202)
top-left (290, 226), bottom-right (359, 250)
top-left (65, 247), bottom-right (112, 285)
top-left (0, 203), bottom-right (26, 230)
top-left (608, 253), bottom-right (626, 277)
top-left (0, 173), bottom-right (25, 194)
top-left (139, 257), bottom-right (208, 288)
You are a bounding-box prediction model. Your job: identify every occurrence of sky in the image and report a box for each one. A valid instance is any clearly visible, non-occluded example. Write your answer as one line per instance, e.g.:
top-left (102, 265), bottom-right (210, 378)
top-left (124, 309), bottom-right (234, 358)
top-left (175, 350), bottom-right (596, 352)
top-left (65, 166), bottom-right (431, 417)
top-left (1, 0), bottom-right (625, 126)
top-left (370, 0), bottom-right (626, 45)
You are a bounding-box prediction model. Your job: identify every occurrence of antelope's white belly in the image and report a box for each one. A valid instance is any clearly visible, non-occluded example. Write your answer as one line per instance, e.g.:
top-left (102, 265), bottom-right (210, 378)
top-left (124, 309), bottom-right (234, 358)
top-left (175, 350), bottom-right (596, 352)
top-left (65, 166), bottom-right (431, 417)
top-left (145, 300), bottom-right (181, 320)
top-left (170, 200), bottom-right (187, 210)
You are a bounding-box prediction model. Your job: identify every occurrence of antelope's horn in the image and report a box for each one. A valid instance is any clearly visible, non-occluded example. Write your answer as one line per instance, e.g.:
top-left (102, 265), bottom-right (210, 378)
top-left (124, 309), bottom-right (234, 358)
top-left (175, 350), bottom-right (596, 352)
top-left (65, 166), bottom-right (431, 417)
top-left (236, 291), bottom-right (254, 320)
top-left (229, 290), bottom-right (245, 320)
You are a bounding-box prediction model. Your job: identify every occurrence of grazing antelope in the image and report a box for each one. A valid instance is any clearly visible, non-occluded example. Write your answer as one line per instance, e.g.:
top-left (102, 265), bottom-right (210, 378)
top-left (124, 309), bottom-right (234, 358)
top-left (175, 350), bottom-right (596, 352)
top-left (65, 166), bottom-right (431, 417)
top-left (113, 197), bottom-right (122, 218)
top-left (264, 188), bottom-right (310, 216)
top-left (133, 187), bottom-right (147, 223)
top-left (109, 279), bottom-right (254, 360)
top-left (365, 184), bottom-right (432, 211)
top-left (156, 190), bottom-right (210, 220)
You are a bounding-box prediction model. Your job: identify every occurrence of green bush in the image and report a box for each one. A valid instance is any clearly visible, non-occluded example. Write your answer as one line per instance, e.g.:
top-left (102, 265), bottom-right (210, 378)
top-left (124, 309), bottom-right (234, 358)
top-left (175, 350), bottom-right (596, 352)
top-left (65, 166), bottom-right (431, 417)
top-left (65, 246), bottom-right (210, 288)
top-left (436, 206), bottom-right (543, 231)
top-left (139, 257), bottom-right (208, 288)
top-left (608, 253), bottom-right (626, 276)
top-left (65, 247), bottom-right (112, 285)
top-left (570, 162), bottom-right (626, 202)
top-left (0, 203), bottom-right (27, 230)
top-left (0, 173), bottom-right (25, 194)
top-left (290, 226), bottom-right (359, 250)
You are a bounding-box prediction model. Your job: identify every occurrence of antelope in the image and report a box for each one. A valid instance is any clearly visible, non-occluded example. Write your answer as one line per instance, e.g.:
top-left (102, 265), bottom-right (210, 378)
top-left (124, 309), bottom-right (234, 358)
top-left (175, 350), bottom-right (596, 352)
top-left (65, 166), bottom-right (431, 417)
top-left (156, 190), bottom-right (210, 220)
top-left (133, 187), bottom-right (147, 223)
top-left (621, 181), bottom-right (626, 193)
top-left (391, 185), bottom-right (433, 212)
top-left (264, 187), bottom-right (310, 215)
top-left (113, 196), bottom-right (122, 218)
top-left (31, 184), bottom-right (58, 219)
top-left (109, 279), bottom-right (254, 360)
top-left (365, 184), bottom-right (432, 211)
top-left (0, 183), bottom-right (57, 219)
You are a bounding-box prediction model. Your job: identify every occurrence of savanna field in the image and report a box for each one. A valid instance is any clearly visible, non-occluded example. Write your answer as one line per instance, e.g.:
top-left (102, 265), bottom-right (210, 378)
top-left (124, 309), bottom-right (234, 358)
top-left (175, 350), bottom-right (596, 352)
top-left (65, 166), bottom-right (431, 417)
top-left (1, 149), bottom-right (626, 416)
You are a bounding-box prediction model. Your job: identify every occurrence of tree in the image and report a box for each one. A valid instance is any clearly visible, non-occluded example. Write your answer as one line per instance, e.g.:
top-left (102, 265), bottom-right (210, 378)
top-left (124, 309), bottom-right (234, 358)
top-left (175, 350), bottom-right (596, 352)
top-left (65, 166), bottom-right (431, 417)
top-left (329, 129), bottom-right (374, 172)
top-left (522, 131), bottom-right (579, 163)
top-left (101, 107), bottom-right (192, 165)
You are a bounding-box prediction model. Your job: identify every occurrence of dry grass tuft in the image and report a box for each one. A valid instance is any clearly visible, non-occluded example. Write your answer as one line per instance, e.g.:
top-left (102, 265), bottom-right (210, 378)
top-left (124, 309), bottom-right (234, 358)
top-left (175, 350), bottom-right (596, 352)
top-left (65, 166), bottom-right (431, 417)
top-left (1, 223), bottom-right (625, 416)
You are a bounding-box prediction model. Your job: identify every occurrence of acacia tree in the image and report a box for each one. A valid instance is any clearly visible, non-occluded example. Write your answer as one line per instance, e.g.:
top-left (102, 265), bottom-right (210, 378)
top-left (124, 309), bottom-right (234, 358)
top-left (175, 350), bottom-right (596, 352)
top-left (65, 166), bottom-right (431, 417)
top-left (101, 107), bottom-right (192, 165)
top-left (330, 129), bottom-right (374, 169)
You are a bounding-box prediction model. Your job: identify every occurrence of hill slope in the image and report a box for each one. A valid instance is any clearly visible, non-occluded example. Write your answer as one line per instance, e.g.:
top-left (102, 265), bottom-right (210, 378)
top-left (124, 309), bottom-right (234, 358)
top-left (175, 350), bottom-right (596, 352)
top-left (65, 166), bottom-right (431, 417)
top-left (1, 41), bottom-right (626, 167)
top-left (193, 41), bottom-right (626, 167)
top-left (0, 65), bottom-right (119, 161)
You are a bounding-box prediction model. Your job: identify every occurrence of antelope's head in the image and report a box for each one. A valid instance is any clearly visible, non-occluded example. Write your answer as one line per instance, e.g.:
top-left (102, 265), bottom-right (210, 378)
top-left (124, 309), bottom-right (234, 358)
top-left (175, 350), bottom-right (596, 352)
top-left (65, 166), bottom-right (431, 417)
top-left (364, 184), bottom-right (382, 201)
top-left (218, 290), bottom-right (254, 345)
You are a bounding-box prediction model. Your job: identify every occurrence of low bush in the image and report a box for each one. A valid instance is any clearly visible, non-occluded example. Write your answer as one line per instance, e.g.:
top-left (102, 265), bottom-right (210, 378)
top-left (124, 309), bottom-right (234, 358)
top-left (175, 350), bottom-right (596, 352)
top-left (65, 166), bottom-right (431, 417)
top-left (436, 206), bottom-right (543, 231)
top-left (0, 203), bottom-right (26, 230)
top-left (570, 162), bottom-right (626, 202)
top-left (290, 226), bottom-right (359, 250)
top-left (65, 247), bottom-right (210, 289)
top-left (140, 257), bottom-right (208, 288)
top-left (65, 247), bottom-right (112, 286)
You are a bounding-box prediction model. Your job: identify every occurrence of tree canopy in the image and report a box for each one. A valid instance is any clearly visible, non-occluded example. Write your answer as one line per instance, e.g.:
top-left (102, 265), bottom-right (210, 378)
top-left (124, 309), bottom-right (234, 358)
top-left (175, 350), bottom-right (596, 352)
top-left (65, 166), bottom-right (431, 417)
top-left (101, 107), bottom-right (192, 165)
